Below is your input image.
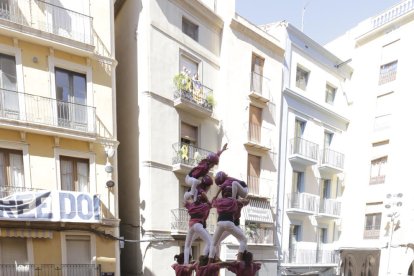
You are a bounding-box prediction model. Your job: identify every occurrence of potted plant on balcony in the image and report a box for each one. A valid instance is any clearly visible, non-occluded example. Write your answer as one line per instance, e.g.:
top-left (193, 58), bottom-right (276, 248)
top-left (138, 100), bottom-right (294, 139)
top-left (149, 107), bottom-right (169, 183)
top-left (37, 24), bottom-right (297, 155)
top-left (173, 70), bottom-right (192, 99)
top-left (206, 93), bottom-right (215, 108)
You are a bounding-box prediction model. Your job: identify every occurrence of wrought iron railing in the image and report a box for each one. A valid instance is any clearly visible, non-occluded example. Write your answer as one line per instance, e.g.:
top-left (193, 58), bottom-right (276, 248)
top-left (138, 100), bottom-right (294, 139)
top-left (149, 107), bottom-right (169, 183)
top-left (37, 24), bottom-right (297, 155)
top-left (320, 148), bottom-right (344, 169)
top-left (319, 198), bottom-right (341, 217)
top-left (241, 225), bottom-right (273, 245)
top-left (369, 175), bottom-right (386, 185)
top-left (287, 192), bottom-right (319, 213)
top-left (0, 0), bottom-right (93, 45)
top-left (283, 248), bottom-right (339, 265)
top-left (290, 137), bottom-right (319, 161)
top-left (170, 208), bottom-right (216, 234)
top-left (172, 142), bottom-right (214, 167)
top-left (246, 175), bottom-right (272, 198)
top-left (250, 71), bottom-right (270, 99)
top-left (364, 226), bottom-right (380, 239)
top-left (246, 123), bottom-right (271, 148)
top-left (0, 89), bottom-right (96, 134)
top-left (0, 264), bottom-right (101, 275)
top-left (0, 186), bottom-right (43, 198)
top-left (173, 77), bottom-right (214, 112)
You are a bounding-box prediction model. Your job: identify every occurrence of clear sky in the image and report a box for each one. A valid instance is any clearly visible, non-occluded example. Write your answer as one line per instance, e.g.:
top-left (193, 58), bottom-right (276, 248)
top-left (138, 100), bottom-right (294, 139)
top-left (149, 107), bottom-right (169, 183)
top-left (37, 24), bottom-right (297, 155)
top-left (236, 0), bottom-right (403, 45)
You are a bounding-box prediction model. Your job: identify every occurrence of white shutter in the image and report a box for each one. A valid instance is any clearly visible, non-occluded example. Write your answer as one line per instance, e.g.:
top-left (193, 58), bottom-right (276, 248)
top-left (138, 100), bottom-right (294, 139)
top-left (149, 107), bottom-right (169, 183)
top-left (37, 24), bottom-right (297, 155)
top-left (9, 153), bottom-right (24, 188)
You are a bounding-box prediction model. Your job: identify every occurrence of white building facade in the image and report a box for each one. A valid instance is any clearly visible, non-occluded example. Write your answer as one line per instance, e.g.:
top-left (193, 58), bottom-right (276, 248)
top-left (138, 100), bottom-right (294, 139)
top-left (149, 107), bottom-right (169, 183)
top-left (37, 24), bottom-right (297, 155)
top-left (114, 0), bottom-right (283, 275)
top-left (263, 22), bottom-right (352, 276)
top-left (326, 0), bottom-right (414, 275)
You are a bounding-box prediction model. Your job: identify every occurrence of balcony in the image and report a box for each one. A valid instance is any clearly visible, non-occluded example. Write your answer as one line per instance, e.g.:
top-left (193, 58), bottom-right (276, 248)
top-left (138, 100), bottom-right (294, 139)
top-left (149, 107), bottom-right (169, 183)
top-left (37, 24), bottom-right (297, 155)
top-left (246, 175), bottom-right (272, 198)
top-left (282, 248), bottom-right (339, 265)
top-left (289, 138), bottom-right (318, 166)
top-left (171, 142), bottom-right (214, 174)
top-left (248, 71), bottom-right (270, 105)
top-left (286, 193), bottom-right (319, 215)
top-left (371, 0), bottom-right (414, 30)
top-left (318, 198), bottom-right (341, 218)
top-left (170, 208), bottom-right (216, 237)
top-left (318, 148), bottom-right (344, 176)
top-left (369, 175), bottom-right (385, 185)
top-left (241, 225), bottom-right (274, 245)
top-left (0, 264), bottom-right (101, 275)
top-left (173, 76), bottom-right (214, 117)
top-left (363, 226), bottom-right (380, 239)
top-left (244, 123), bottom-right (272, 152)
top-left (0, 0), bottom-right (93, 48)
top-left (0, 89), bottom-right (96, 136)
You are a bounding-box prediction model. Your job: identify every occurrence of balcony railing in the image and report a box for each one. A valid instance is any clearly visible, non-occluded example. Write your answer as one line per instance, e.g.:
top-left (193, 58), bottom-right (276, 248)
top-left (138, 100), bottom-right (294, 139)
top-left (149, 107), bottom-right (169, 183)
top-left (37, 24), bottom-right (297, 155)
top-left (319, 198), bottom-right (341, 217)
top-left (0, 0), bottom-right (93, 45)
top-left (172, 142), bottom-right (214, 167)
top-left (0, 264), bottom-right (101, 275)
top-left (372, 0), bottom-right (413, 29)
top-left (373, 114), bottom-right (391, 132)
top-left (320, 148), bottom-right (344, 170)
top-left (369, 175), bottom-right (385, 185)
top-left (250, 71), bottom-right (270, 100)
top-left (287, 193), bottom-right (319, 214)
top-left (0, 185), bottom-right (43, 198)
top-left (0, 89), bottom-right (96, 134)
top-left (246, 175), bottom-right (272, 198)
top-left (170, 208), bottom-right (216, 234)
top-left (290, 137), bottom-right (319, 161)
top-left (246, 123), bottom-right (272, 149)
top-left (283, 248), bottom-right (339, 265)
top-left (364, 226), bottom-right (380, 239)
top-left (173, 78), bottom-right (214, 113)
top-left (241, 225), bottom-right (273, 245)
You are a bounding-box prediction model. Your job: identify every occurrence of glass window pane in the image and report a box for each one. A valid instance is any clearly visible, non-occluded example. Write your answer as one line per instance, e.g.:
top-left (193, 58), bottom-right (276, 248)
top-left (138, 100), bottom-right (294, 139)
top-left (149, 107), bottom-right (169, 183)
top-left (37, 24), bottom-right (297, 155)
top-left (0, 53), bottom-right (17, 90)
top-left (60, 158), bottom-right (74, 191)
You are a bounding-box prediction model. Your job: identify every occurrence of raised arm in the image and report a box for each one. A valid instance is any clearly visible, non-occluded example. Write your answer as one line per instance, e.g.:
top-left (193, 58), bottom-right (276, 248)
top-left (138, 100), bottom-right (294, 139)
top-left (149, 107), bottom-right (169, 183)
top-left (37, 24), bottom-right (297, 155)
top-left (216, 143), bottom-right (228, 157)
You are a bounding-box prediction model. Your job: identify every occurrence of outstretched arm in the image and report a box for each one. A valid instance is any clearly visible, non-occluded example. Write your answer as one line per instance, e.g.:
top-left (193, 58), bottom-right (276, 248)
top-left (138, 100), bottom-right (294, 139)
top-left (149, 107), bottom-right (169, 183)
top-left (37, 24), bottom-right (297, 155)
top-left (216, 143), bottom-right (228, 157)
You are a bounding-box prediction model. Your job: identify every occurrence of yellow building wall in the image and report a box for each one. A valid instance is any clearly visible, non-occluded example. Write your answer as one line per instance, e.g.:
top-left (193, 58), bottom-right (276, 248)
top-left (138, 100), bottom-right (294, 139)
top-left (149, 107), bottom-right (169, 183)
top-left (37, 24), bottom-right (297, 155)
top-left (96, 236), bottom-right (117, 273)
top-left (32, 233), bottom-right (62, 265)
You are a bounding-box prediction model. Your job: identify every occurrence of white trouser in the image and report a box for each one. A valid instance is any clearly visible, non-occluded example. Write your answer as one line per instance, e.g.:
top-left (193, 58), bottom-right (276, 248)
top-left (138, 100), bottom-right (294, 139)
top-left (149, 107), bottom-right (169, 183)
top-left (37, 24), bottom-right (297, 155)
top-left (184, 222), bottom-right (212, 264)
top-left (232, 181), bottom-right (248, 199)
top-left (209, 221), bottom-right (247, 258)
top-left (214, 229), bottom-right (234, 259)
top-left (184, 175), bottom-right (201, 201)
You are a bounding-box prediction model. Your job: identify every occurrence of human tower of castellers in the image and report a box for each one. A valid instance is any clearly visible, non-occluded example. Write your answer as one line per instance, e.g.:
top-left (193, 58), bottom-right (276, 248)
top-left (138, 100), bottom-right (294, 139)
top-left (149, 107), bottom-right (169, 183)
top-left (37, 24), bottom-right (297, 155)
top-left (171, 144), bottom-right (262, 276)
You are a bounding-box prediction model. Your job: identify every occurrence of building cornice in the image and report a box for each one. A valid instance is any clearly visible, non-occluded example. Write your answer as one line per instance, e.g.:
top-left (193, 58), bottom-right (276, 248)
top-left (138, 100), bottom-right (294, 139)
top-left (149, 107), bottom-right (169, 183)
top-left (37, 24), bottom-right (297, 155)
top-left (169, 0), bottom-right (224, 30)
top-left (231, 15), bottom-right (284, 55)
top-left (283, 88), bottom-right (349, 127)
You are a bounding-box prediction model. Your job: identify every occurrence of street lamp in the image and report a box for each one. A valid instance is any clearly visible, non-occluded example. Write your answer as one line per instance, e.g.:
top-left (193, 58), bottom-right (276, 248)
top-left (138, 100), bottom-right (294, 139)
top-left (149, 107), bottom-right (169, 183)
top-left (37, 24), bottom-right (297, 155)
top-left (384, 192), bottom-right (403, 275)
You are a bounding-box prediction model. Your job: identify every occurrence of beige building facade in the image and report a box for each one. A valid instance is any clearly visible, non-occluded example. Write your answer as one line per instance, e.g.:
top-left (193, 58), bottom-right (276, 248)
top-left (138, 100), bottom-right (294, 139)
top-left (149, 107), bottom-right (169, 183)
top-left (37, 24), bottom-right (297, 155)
top-left (0, 0), bottom-right (119, 275)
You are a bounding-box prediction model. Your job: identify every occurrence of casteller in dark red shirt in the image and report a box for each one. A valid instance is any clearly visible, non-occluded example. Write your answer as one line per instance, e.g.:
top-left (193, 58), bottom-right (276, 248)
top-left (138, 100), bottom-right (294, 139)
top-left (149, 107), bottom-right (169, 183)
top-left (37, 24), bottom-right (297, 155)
top-left (171, 263), bottom-right (195, 276)
top-left (227, 261), bottom-right (261, 276)
top-left (196, 263), bottom-right (221, 276)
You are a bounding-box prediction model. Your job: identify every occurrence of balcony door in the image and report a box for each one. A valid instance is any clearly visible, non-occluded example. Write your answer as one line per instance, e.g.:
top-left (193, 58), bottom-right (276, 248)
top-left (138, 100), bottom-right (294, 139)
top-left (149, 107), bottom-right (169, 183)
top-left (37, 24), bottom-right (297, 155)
top-left (55, 68), bottom-right (87, 131)
top-left (247, 154), bottom-right (261, 195)
top-left (289, 224), bottom-right (301, 262)
top-left (251, 54), bottom-right (264, 93)
top-left (0, 53), bottom-right (18, 119)
top-left (0, 148), bottom-right (24, 194)
top-left (249, 105), bottom-right (262, 143)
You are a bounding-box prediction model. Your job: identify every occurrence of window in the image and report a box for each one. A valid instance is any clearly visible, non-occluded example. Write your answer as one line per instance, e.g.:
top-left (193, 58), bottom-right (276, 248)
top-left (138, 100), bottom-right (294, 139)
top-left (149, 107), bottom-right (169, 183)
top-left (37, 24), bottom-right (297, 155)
top-left (288, 224), bottom-right (301, 261)
top-left (0, 238), bottom-right (28, 264)
top-left (60, 156), bottom-right (89, 192)
top-left (247, 154), bottom-right (261, 195)
top-left (378, 60), bottom-right (398, 85)
top-left (0, 53), bottom-right (18, 119)
top-left (55, 68), bottom-right (87, 130)
top-left (182, 17), bottom-right (198, 41)
top-left (294, 119), bottom-right (306, 138)
top-left (325, 84), bottom-right (336, 104)
top-left (370, 156), bottom-right (387, 185)
top-left (296, 66), bottom-right (309, 90)
top-left (0, 148), bottom-right (24, 188)
top-left (249, 105), bottom-right (262, 143)
top-left (179, 54), bottom-right (199, 79)
top-left (321, 179), bottom-right (331, 199)
top-left (364, 213), bottom-right (381, 239)
top-left (292, 171), bottom-right (304, 193)
top-left (251, 54), bottom-right (264, 93)
top-left (319, 227), bottom-right (328, 244)
top-left (65, 235), bottom-right (91, 264)
top-left (324, 131), bottom-right (333, 148)
top-left (374, 92), bottom-right (393, 131)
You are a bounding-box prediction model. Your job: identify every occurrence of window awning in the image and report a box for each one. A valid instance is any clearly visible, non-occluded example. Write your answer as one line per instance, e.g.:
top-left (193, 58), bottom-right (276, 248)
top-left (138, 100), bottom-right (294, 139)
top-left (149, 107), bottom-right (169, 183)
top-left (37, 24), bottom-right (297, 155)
top-left (243, 199), bottom-right (274, 224)
top-left (0, 228), bottom-right (53, 239)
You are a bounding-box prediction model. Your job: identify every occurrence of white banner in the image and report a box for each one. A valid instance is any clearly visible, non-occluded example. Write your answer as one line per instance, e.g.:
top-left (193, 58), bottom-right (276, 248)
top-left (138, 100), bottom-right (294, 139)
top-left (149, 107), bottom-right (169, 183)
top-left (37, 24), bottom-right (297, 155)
top-left (0, 191), bottom-right (100, 223)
